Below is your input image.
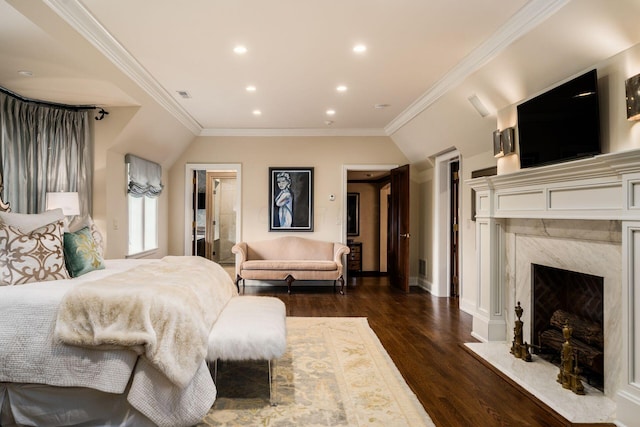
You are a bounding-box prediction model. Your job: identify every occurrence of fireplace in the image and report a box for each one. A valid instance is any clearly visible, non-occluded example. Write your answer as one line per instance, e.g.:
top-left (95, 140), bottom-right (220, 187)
top-left (467, 150), bottom-right (640, 424)
top-left (532, 264), bottom-right (604, 389)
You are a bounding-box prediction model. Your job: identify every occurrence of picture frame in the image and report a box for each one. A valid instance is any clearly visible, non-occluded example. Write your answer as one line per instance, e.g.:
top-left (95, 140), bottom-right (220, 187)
top-left (346, 192), bottom-right (359, 236)
top-left (269, 167), bottom-right (313, 231)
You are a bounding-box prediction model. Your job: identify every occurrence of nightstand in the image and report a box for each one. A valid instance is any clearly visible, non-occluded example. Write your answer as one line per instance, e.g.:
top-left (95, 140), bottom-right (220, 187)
top-left (347, 242), bottom-right (362, 274)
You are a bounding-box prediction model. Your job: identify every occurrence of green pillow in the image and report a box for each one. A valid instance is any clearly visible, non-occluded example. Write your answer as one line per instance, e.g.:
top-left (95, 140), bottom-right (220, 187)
top-left (64, 226), bottom-right (105, 277)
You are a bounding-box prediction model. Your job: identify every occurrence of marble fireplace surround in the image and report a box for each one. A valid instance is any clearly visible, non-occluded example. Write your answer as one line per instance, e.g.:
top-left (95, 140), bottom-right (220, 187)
top-left (467, 149), bottom-right (640, 425)
top-left (505, 219), bottom-right (621, 395)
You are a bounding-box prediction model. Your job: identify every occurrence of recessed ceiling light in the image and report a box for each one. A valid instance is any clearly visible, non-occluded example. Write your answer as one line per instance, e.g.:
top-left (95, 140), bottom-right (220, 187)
top-left (17, 70), bottom-right (33, 77)
top-left (252, 109), bottom-right (262, 116)
top-left (353, 44), bottom-right (367, 53)
top-left (246, 85), bottom-right (256, 92)
top-left (336, 85), bottom-right (347, 92)
top-left (234, 45), bottom-right (248, 55)
top-left (374, 103), bottom-right (390, 109)
top-left (326, 109), bottom-right (336, 116)
top-left (176, 90), bottom-right (192, 99)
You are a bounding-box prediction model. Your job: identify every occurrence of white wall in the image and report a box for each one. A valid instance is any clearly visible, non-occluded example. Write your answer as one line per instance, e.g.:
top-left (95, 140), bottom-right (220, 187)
top-left (93, 103), bottom-right (193, 259)
top-left (168, 136), bottom-right (413, 261)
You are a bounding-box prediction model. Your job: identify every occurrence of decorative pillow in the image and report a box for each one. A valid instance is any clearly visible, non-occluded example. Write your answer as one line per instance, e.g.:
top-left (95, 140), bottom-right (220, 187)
top-left (0, 220), bottom-right (70, 286)
top-left (63, 226), bottom-right (105, 278)
top-left (68, 215), bottom-right (105, 257)
top-left (0, 208), bottom-right (64, 233)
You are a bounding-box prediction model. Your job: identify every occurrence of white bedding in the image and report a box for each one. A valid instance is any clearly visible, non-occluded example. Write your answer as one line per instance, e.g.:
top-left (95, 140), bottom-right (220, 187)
top-left (0, 257), bottom-right (238, 427)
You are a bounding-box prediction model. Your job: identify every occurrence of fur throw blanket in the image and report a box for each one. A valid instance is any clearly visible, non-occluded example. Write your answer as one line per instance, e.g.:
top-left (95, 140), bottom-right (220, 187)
top-left (54, 256), bottom-right (237, 387)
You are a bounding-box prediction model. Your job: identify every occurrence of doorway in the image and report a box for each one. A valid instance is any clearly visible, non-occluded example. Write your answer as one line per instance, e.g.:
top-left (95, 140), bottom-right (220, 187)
top-left (184, 164), bottom-right (242, 260)
top-left (196, 171), bottom-right (237, 264)
top-left (433, 150), bottom-right (460, 297)
top-left (343, 164), bottom-right (409, 291)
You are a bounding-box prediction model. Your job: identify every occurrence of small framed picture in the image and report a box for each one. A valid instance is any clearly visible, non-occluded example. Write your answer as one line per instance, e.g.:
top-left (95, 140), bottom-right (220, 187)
top-left (269, 167), bottom-right (313, 231)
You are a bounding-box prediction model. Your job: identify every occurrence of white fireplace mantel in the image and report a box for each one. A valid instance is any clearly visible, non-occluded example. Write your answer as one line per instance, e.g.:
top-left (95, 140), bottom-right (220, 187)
top-left (469, 149), bottom-right (640, 221)
top-left (466, 149), bottom-right (640, 426)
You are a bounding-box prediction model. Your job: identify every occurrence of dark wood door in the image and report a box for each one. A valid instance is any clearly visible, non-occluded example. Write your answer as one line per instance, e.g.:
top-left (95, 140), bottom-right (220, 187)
top-left (389, 164), bottom-right (410, 292)
top-left (450, 161), bottom-right (460, 297)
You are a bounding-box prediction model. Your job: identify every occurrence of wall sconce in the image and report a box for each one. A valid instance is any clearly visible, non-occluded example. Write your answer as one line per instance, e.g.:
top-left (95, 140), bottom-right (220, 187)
top-left (493, 127), bottom-right (516, 158)
top-left (626, 73), bottom-right (640, 121)
top-left (46, 192), bottom-right (80, 216)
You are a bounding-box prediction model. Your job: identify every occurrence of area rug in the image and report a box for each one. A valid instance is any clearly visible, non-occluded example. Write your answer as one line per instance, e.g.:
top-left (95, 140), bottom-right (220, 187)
top-left (197, 317), bottom-right (435, 426)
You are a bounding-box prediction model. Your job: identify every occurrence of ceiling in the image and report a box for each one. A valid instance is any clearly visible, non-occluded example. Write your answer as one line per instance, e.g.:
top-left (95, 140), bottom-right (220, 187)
top-left (0, 0), bottom-right (527, 134)
top-left (1, 0), bottom-right (639, 165)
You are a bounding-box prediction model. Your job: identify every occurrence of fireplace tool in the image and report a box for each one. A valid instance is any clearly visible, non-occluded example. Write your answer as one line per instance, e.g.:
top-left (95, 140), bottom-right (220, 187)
top-left (510, 301), bottom-right (532, 362)
top-left (557, 322), bottom-right (585, 395)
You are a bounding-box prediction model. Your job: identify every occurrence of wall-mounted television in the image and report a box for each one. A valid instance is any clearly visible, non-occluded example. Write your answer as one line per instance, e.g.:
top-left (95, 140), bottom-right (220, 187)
top-left (517, 69), bottom-right (601, 169)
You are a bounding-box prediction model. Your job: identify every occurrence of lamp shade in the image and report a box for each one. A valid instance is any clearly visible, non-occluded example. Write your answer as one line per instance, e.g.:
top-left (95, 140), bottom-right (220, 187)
top-left (46, 192), bottom-right (80, 216)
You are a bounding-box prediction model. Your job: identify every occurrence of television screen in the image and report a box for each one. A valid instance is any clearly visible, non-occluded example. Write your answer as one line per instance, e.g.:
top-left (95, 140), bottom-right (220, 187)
top-left (517, 69), bottom-right (601, 169)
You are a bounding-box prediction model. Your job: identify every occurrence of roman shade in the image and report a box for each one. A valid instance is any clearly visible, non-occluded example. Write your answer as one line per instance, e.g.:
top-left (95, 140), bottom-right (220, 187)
top-left (125, 154), bottom-right (163, 197)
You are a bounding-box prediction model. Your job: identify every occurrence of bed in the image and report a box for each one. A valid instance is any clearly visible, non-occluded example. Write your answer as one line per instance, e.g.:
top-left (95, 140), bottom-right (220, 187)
top-left (0, 194), bottom-right (238, 427)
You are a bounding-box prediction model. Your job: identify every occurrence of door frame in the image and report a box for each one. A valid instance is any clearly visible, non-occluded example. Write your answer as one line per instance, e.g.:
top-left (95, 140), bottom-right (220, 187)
top-left (342, 164), bottom-right (398, 281)
top-left (184, 163), bottom-right (242, 256)
top-left (433, 150), bottom-right (460, 297)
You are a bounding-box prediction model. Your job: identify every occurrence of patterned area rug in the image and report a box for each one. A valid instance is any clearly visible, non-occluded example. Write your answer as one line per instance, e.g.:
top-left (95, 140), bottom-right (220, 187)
top-left (197, 317), bottom-right (434, 426)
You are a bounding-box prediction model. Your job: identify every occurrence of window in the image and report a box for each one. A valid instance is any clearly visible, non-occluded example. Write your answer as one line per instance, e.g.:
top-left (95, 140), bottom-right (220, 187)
top-left (125, 154), bottom-right (163, 256)
top-left (128, 194), bottom-right (157, 255)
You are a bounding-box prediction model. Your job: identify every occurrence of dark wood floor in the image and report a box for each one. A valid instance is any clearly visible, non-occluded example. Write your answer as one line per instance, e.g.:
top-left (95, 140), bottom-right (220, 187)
top-left (243, 275), bottom-right (611, 427)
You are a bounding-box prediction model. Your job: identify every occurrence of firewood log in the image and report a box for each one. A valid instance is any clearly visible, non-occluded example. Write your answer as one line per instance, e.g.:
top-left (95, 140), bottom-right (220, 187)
top-left (550, 309), bottom-right (603, 349)
top-left (539, 329), bottom-right (603, 374)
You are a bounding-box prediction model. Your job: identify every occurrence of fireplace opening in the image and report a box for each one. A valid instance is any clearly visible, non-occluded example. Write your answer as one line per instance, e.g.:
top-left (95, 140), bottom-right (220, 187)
top-left (531, 264), bottom-right (604, 390)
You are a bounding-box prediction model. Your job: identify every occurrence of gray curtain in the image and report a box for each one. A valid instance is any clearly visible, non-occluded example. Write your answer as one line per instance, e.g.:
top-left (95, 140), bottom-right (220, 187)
top-left (125, 154), bottom-right (163, 198)
top-left (0, 91), bottom-right (93, 214)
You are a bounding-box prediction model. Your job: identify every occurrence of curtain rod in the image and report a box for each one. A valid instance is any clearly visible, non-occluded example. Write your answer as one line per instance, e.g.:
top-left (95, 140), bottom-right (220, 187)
top-left (0, 86), bottom-right (97, 111)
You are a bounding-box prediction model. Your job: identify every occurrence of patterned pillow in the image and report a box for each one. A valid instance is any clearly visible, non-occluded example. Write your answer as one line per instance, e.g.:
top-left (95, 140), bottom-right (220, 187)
top-left (68, 215), bottom-right (105, 257)
top-left (63, 226), bottom-right (105, 278)
top-left (0, 220), bottom-right (70, 286)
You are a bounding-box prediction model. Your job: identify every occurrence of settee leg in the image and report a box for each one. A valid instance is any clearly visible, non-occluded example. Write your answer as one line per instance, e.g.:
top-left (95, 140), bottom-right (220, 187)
top-left (285, 275), bottom-right (295, 294)
top-left (337, 275), bottom-right (345, 295)
top-left (235, 275), bottom-right (242, 293)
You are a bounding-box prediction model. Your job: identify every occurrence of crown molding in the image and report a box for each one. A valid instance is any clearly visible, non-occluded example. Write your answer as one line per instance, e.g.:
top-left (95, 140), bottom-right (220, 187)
top-left (44, 0), bottom-right (203, 135)
top-left (384, 0), bottom-right (569, 135)
top-left (199, 127), bottom-right (388, 137)
top-left (44, 0), bottom-right (568, 139)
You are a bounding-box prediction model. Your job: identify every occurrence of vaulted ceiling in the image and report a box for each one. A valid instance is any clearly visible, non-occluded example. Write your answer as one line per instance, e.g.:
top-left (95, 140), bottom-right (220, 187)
top-left (1, 0), bottom-right (639, 168)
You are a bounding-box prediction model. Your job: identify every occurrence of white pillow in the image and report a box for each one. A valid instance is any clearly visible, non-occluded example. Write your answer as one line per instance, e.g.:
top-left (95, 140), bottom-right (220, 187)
top-left (0, 220), bottom-right (70, 286)
top-left (0, 209), bottom-right (64, 233)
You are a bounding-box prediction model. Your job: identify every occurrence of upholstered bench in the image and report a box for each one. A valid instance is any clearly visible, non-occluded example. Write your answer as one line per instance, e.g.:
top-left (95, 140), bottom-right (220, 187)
top-left (232, 236), bottom-right (350, 294)
top-left (207, 296), bottom-right (287, 405)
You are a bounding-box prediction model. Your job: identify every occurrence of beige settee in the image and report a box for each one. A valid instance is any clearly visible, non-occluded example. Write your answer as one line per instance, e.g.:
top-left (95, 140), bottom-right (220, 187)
top-left (231, 236), bottom-right (350, 294)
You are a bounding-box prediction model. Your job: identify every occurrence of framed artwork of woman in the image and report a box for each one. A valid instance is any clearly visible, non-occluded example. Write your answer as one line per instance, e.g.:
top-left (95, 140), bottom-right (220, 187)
top-left (269, 167), bottom-right (313, 231)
